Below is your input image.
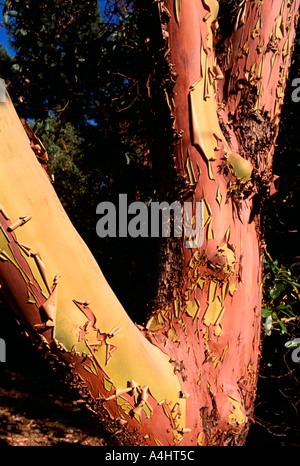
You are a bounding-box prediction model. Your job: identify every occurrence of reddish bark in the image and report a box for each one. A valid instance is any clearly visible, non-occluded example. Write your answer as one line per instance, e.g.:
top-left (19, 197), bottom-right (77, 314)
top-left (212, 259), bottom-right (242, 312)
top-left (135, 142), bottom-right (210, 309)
top-left (141, 0), bottom-right (299, 444)
top-left (0, 0), bottom-right (299, 447)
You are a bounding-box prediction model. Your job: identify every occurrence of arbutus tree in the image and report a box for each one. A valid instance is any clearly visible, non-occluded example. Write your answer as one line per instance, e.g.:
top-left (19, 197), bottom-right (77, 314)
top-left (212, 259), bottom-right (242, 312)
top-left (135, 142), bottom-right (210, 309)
top-left (0, 0), bottom-right (299, 446)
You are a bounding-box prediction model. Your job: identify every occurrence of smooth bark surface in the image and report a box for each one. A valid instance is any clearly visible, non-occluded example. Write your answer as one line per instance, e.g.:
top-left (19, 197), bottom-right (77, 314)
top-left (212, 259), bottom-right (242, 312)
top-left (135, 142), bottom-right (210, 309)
top-left (143, 0), bottom-right (299, 444)
top-left (0, 0), bottom-right (299, 446)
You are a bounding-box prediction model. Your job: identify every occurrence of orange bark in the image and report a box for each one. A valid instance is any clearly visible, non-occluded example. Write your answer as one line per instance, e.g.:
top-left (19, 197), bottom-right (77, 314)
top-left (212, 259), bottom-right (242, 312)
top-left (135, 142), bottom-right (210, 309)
top-left (0, 0), bottom-right (299, 446)
top-left (142, 0), bottom-right (299, 444)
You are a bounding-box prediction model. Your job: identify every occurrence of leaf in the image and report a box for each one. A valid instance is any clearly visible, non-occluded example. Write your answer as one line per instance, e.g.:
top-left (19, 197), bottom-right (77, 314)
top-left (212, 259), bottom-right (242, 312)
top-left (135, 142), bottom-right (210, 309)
top-left (275, 303), bottom-right (294, 316)
top-left (269, 283), bottom-right (284, 299)
top-left (278, 319), bottom-right (287, 334)
top-left (261, 307), bottom-right (272, 318)
top-left (7, 10), bottom-right (18, 17)
top-left (264, 314), bottom-right (273, 336)
top-left (125, 153), bottom-right (132, 165)
top-left (281, 278), bottom-right (300, 289)
top-left (285, 338), bottom-right (300, 349)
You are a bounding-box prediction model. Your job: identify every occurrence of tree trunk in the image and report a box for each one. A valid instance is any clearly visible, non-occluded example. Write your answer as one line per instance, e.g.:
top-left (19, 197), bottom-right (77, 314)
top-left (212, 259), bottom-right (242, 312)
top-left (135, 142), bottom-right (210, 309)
top-left (0, 0), bottom-right (298, 446)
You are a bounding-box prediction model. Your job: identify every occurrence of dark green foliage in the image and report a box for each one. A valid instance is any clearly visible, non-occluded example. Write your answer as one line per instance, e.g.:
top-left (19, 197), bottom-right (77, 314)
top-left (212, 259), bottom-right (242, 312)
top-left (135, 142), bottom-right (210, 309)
top-left (0, 0), bottom-right (299, 446)
top-left (262, 28), bottom-right (300, 338)
top-left (0, 43), bottom-right (12, 79)
top-left (248, 29), bottom-right (300, 446)
top-left (264, 30), bottom-right (300, 262)
top-left (262, 253), bottom-right (299, 335)
top-left (1, 0), bottom-right (161, 320)
top-left (4, 0), bottom-right (107, 122)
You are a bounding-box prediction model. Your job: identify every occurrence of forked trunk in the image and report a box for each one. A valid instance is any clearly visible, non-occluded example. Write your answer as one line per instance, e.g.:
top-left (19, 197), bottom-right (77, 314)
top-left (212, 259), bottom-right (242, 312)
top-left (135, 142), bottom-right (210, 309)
top-left (0, 0), bottom-right (298, 446)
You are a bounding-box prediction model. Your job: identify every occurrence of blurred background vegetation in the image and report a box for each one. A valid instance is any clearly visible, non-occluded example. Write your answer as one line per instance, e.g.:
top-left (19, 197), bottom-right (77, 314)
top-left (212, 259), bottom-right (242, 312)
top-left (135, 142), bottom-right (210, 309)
top-left (0, 0), bottom-right (299, 445)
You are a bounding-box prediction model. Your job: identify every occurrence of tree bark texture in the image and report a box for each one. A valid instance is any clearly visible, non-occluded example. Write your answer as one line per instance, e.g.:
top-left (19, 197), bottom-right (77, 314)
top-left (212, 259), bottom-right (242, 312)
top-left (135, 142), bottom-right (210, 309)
top-left (0, 0), bottom-right (299, 446)
top-left (145, 0), bottom-right (299, 445)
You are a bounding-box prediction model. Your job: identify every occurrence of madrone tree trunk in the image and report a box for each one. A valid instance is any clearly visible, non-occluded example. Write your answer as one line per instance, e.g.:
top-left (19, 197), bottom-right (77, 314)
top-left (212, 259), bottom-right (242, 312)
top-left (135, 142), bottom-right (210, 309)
top-left (0, 0), bottom-right (298, 446)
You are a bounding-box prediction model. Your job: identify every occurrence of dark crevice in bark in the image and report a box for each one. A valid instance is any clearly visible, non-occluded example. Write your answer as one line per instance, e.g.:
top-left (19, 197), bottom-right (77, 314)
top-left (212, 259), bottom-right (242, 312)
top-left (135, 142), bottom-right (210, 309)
top-left (234, 109), bottom-right (276, 246)
top-left (216, 0), bottom-right (242, 56)
top-left (137, 1), bottom-right (185, 314)
top-left (150, 236), bottom-right (183, 312)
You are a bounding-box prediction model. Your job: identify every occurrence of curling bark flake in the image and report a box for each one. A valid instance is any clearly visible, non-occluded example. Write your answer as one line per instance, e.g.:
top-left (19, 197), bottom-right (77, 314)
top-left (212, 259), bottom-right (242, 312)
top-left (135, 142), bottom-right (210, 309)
top-left (0, 0), bottom-right (299, 446)
top-left (144, 0), bottom-right (298, 444)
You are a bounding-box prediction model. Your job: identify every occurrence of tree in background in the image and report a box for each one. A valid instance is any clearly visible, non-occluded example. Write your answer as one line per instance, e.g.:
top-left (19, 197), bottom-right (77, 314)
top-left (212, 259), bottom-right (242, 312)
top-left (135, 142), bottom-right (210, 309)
top-left (1, 0), bottom-right (160, 317)
top-left (0, 0), bottom-right (299, 446)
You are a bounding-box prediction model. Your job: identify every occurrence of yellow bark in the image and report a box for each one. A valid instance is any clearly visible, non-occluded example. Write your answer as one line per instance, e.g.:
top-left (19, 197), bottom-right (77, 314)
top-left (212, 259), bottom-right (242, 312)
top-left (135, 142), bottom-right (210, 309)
top-left (0, 93), bottom-right (185, 425)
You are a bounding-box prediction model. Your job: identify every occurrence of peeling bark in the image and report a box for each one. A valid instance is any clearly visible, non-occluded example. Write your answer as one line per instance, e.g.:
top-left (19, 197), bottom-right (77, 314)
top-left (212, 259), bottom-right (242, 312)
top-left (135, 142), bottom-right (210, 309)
top-left (0, 0), bottom-right (299, 446)
top-left (142, 0), bottom-right (299, 445)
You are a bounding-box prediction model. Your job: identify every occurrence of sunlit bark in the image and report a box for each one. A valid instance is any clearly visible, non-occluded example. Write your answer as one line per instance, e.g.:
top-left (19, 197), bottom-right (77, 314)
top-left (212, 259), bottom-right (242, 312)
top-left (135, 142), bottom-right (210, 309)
top-left (0, 0), bottom-right (298, 446)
